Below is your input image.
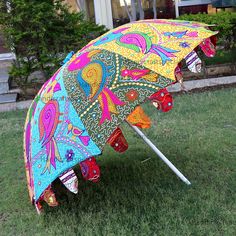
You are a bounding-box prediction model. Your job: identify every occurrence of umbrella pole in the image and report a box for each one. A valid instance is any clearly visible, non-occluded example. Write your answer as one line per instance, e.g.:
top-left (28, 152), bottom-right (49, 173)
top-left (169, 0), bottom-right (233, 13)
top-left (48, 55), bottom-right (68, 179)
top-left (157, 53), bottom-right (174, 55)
top-left (126, 121), bottom-right (191, 185)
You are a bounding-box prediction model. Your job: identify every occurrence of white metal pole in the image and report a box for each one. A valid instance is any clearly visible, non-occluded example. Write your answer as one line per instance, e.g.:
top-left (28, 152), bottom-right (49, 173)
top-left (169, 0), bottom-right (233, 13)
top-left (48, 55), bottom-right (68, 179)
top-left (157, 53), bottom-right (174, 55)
top-left (94, 0), bottom-right (113, 29)
top-left (127, 121), bottom-right (191, 185)
top-left (174, 0), bottom-right (180, 18)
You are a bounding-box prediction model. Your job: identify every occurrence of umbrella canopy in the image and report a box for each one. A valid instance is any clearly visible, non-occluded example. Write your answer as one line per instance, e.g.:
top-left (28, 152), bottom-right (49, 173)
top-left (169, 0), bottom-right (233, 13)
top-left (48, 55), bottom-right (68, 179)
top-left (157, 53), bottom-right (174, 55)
top-left (83, 19), bottom-right (215, 80)
top-left (24, 19), bottom-right (217, 211)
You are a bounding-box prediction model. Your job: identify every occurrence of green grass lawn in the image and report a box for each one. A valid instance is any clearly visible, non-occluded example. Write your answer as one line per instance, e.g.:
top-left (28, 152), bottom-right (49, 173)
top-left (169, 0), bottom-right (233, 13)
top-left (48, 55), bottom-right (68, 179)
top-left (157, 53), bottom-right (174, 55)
top-left (0, 88), bottom-right (236, 236)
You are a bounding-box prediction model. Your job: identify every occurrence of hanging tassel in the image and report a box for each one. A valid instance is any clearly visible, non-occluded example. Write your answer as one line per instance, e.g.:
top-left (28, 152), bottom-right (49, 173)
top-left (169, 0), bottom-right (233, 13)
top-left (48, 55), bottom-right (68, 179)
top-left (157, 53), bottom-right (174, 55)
top-left (149, 89), bottom-right (173, 113)
top-left (175, 65), bottom-right (186, 90)
top-left (35, 185), bottom-right (59, 214)
top-left (59, 168), bottom-right (78, 194)
top-left (126, 106), bottom-right (151, 128)
top-left (80, 157), bottom-right (100, 183)
top-left (185, 50), bottom-right (202, 73)
top-left (107, 127), bottom-right (128, 153)
top-left (199, 38), bottom-right (216, 57)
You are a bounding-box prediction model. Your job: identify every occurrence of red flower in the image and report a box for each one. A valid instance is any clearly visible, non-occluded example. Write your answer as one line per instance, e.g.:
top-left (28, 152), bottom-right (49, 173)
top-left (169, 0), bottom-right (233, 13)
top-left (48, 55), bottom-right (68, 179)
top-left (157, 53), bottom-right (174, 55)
top-left (125, 89), bottom-right (139, 102)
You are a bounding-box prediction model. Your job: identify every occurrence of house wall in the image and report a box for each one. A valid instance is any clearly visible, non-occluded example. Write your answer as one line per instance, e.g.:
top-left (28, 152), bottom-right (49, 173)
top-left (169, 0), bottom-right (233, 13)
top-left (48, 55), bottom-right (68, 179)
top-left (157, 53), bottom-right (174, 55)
top-left (64, 0), bottom-right (79, 11)
top-left (64, 0), bottom-right (95, 20)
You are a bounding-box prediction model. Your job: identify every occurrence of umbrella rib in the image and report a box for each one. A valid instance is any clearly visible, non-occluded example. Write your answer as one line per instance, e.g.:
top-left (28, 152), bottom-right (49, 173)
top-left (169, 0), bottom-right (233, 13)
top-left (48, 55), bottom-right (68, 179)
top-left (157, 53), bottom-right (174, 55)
top-left (126, 121), bottom-right (191, 185)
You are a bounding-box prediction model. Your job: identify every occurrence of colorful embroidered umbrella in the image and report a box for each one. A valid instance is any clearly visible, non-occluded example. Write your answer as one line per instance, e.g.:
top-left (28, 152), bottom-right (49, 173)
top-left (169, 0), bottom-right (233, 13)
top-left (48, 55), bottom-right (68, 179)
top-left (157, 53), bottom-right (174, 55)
top-left (24, 19), bottom-right (217, 213)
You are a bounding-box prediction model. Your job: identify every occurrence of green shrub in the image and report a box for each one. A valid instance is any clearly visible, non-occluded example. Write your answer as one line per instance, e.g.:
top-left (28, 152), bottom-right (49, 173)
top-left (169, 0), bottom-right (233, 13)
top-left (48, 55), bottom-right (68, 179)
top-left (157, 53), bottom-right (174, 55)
top-left (0, 0), bottom-right (107, 91)
top-left (179, 12), bottom-right (236, 49)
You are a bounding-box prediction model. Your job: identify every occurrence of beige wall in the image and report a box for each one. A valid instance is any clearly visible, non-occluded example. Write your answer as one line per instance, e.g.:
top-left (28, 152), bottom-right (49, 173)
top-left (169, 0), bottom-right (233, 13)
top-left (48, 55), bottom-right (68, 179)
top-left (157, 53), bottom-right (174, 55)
top-left (111, 0), bottom-right (128, 19)
top-left (64, 0), bottom-right (95, 20)
top-left (64, 0), bottom-right (79, 12)
top-left (87, 0), bottom-right (95, 20)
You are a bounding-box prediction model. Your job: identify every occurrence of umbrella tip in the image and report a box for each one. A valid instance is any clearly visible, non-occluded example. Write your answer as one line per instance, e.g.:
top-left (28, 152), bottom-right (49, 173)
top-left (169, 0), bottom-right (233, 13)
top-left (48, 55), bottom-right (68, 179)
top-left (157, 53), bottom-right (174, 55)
top-left (184, 179), bottom-right (191, 185)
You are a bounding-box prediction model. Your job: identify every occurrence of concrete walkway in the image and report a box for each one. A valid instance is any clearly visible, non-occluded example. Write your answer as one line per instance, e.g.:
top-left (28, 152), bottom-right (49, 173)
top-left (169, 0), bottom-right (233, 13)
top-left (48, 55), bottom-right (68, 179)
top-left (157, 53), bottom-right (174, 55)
top-left (0, 75), bottom-right (236, 113)
top-left (167, 75), bottom-right (236, 93)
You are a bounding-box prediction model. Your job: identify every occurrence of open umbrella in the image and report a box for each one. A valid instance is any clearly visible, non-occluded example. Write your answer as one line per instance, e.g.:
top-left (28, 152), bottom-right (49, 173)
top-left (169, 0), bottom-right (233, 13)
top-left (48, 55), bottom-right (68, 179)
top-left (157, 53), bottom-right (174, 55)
top-left (24, 19), bottom-right (217, 213)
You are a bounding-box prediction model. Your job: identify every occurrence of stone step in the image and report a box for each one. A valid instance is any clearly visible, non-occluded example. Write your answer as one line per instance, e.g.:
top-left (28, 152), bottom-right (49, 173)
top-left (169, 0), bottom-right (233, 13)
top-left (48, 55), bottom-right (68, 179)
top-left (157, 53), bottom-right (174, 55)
top-left (0, 82), bottom-right (9, 94)
top-left (0, 59), bottom-right (13, 69)
top-left (0, 68), bottom-right (9, 82)
top-left (0, 52), bottom-right (15, 61)
top-left (0, 68), bottom-right (10, 94)
top-left (0, 93), bottom-right (17, 104)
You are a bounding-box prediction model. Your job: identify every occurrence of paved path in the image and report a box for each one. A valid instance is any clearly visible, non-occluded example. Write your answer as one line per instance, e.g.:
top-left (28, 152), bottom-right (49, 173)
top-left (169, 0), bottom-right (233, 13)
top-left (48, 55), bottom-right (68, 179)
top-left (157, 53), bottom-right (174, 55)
top-left (167, 75), bottom-right (236, 93)
top-left (0, 75), bottom-right (236, 113)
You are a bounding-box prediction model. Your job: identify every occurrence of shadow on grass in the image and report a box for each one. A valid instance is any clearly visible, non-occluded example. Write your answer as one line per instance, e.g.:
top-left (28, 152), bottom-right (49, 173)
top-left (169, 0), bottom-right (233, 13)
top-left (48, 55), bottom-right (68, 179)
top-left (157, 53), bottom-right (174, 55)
top-left (51, 153), bottom-right (188, 212)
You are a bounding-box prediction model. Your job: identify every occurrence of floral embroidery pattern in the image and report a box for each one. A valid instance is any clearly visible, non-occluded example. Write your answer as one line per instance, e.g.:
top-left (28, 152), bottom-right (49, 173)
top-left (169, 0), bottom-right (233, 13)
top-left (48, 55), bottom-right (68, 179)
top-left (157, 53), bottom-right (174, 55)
top-left (65, 149), bottom-right (74, 162)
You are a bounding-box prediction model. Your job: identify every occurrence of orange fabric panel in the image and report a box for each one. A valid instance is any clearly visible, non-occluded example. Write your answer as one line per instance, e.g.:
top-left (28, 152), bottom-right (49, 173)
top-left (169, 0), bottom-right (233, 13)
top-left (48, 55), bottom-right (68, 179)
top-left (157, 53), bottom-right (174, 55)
top-left (127, 106), bottom-right (151, 128)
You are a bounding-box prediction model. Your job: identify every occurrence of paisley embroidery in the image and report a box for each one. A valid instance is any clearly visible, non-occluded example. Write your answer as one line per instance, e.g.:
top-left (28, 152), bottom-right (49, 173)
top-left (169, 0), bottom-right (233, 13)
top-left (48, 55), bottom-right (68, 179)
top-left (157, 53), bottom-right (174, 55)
top-left (116, 32), bottom-right (179, 65)
top-left (38, 100), bottom-right (63, 174)
top-left (77, 61), bottom-right (126, 124)
top-left (117, 32), bottom-right (152, 53)
top-left (68, 50), bottom-right (101, 71)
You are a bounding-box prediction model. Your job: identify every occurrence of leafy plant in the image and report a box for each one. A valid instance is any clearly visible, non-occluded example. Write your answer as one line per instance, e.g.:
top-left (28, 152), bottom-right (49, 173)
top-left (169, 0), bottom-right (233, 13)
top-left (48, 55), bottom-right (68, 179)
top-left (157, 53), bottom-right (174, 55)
top-left (179, 12), bottom-right (236, 49)
top-left (0, 0), bottom-right (107, 91)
